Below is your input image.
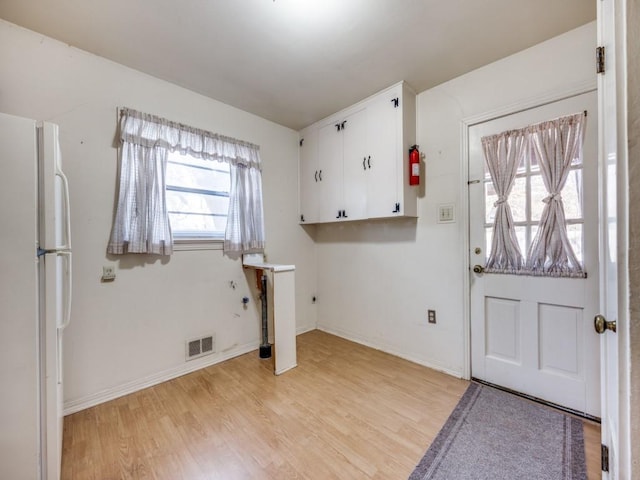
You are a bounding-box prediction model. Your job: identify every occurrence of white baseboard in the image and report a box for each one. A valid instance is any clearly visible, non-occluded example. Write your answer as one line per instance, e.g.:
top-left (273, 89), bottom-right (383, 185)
top-left (316, 325), bottom-right (463, 379)
top-left (63, 324), bottom-right (441, 415)
top-left (64, 324), bottom-right (316, 415)
top-left (63, 340), bottom-right (260, 415)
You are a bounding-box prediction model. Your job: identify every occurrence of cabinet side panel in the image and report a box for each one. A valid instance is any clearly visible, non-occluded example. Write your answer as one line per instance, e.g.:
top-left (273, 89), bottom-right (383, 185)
top-left (402, 84), bottom-right (418, 217)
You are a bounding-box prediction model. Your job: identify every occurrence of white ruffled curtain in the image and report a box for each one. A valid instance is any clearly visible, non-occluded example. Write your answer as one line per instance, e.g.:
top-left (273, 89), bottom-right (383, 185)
top-left (525, 112), bottom-right (586, 277)
top-left (224, 163), bottom-right (265, 253)
top-left (107, 108), bottom-right (265, 255)
top-left (482, 129), bottom-right (527, 273)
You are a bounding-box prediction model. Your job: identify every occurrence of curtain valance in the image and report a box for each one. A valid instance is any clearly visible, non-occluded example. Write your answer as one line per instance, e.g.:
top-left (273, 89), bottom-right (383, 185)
top-left (119, 108), bottom-right (262, 169)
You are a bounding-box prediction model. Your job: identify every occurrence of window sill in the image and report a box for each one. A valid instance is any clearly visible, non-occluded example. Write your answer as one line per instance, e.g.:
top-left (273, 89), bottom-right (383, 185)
top-left (173, 238), bottom-right (223, 251)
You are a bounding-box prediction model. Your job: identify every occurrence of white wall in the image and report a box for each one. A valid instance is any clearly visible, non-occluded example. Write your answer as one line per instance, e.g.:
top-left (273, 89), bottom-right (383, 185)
top-left (315, 22), bottom-right (597, 376)
top-left (0, 19), bottom-right (317, 412)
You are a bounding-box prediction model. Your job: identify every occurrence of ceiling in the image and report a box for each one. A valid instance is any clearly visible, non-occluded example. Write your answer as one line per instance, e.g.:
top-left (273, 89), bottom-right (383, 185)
top-left (0, 0), bottom-right (595, 130)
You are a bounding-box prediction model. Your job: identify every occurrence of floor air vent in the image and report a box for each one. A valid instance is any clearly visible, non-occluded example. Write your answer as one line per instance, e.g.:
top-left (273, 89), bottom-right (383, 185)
top-left (186, 334), bottom-right (215, 361)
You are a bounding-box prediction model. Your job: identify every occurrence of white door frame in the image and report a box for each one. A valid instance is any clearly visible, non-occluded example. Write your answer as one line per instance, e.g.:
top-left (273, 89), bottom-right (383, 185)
top-left (597, 0), bottom-right (631, 477)
top-left (460, 80), bottom-right (597, 380)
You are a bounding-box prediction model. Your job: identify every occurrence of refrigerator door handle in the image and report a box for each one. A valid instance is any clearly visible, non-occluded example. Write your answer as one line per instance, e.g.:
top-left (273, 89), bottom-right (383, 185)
top-left (58, 251), bottom-right (72, 331)
top-left (56, 166), bottom-right (72, 250)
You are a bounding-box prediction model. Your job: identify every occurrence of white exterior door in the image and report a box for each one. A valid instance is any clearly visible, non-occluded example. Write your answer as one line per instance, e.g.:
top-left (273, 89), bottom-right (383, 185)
top-left (469, 91), bottom-right (601, 416)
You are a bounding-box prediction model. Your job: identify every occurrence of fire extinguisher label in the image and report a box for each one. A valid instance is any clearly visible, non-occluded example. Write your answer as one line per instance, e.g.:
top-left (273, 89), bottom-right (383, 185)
top-left (411, 164), bottom-right (420, 176)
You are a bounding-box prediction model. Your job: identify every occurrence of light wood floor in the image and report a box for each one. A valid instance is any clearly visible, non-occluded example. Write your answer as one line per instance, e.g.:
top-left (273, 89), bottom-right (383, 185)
top-left (62, 330), bottom-right (601, 479)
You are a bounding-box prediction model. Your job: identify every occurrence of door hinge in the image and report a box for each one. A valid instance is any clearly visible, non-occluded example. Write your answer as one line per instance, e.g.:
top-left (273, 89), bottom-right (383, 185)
top-left (601, 444), bottom-right (609, 472)
top-left (596, 46), bottom-right (605, 74)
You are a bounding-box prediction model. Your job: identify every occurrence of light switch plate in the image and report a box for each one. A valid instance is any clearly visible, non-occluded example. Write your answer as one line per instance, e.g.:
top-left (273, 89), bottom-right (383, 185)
top-left (437, 203), bottom-right (455, 223)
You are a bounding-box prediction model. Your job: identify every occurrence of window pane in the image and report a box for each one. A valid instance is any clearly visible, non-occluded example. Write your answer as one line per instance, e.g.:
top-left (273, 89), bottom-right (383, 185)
top-left (485, 227), bottom-right (492, 262)
top-left (165, 151), bottom-right (230, 238)
top-left (169, 213), bottom-right (226, 237)
top-left (166, 190), bottom-right (229, 216)
top-left (485, 182), bottom-right (497, 223)
top-left (530, 150), bottom-right (539, 173)
top-left (562, 169), bottom-right (583, 220)
top-left (166, 159), bottom-right (229, 192)
top-left (567, 223), bottom-right (584, 265)
top-left (509, 177), bottom-right (526, 222)
top-left (531, 174), bottom-right (546, 222)
top-left (527, 225), bottom-right (539, 262)
top-left (571, 149), bottom-right (583, 167)
top-left (515, 226), bottom-right (526, 260)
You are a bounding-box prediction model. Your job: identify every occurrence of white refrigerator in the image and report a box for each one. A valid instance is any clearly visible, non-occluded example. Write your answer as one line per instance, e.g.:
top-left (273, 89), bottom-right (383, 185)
top-left (0, 112), bottom-right (71, 480)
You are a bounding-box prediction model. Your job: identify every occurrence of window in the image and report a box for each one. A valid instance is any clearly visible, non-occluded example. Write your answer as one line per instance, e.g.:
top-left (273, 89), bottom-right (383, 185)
top-left (483, 152), bottom-right (584, 264)
top-left (480, 111), bottom-right (586, 277)
top-left (108, 107), bottom-right (265, 256)
top-left (165, 151), bottom-right (231, 240)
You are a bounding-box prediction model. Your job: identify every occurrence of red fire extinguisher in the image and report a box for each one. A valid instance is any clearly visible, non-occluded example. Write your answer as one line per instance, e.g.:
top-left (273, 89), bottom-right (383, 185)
top-left (409, 145), bottom-right (420, 186)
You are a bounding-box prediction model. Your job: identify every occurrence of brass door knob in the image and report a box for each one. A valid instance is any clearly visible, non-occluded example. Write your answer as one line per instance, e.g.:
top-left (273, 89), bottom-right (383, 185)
top-left (594, 314), bottom-right (617, 334)
top-left (473, 265), bottom-right (485, 274)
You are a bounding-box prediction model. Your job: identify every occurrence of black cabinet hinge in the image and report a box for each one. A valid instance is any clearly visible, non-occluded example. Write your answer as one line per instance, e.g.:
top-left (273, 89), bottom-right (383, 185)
top-left (299, 138), bottom-right (304, 147)
top-left (601, 444), bottom-right (609, 472)
top-left (392, 202), bottom-right (400, 213)
top-left (300, 214), bottom-right (305, 222)
top-left (334, 120), bottom-right (348, 132)
top-left (391, 97), bottom-right (400, 108)
top-left (596, 46), bottom-right (605, 74)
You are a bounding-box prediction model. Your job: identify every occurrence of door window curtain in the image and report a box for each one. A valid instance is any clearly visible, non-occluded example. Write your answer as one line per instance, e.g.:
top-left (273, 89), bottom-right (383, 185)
top-left (525, 112), bottom-right (586, 277)
top-left (480, 112), bottom-right (586, 278)
top-left (481, 129), bottom-right (527, 273)
top-left (107, 108), bottom-right (265, 255)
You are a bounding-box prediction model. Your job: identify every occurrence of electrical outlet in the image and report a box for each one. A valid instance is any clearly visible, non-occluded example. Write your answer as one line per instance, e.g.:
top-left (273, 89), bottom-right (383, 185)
top-left (102, 265), bottom-right (116, 282)
top-left (428, 309), bottom-right (436, 324)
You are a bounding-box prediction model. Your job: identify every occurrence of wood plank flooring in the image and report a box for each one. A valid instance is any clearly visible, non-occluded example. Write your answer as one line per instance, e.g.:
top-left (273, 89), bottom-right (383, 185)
top-left (62, 330), bottom-right (600, 479)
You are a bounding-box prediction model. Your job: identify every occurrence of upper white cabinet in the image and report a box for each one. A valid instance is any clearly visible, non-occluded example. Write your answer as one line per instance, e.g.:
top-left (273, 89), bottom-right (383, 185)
top-left (319, 108), bottom-right (368, 222)
top-left (298, 125), bottom-right (319, 223)
top-left (298, 81), bottom-right (417, 224)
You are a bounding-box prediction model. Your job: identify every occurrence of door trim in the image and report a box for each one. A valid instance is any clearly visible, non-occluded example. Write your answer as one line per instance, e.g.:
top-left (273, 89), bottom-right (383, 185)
top-left (460, 80), bottom-right (597, 380)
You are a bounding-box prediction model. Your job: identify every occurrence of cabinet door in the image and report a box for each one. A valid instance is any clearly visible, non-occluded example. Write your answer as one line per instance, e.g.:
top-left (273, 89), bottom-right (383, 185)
top-left (299, 128), bottom-right (319, 223)
top-left (341, 108), bottom-right (368, 221)
top-left (366, 89), bottom-right (402, 218)
top-left (318, 121), bottom-right (344, 222)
